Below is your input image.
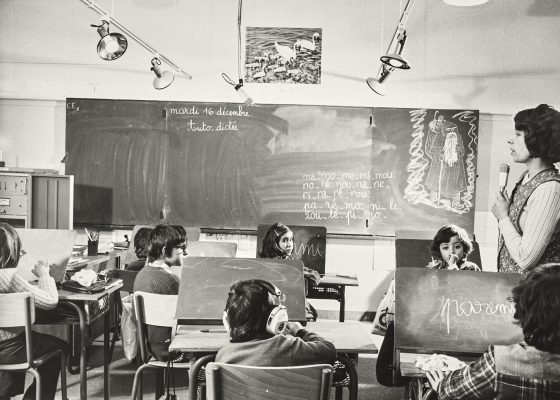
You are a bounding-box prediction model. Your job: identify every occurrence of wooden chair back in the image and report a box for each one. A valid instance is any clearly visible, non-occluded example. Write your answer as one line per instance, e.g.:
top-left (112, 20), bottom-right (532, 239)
top-left (133, 291), bottom-right (178, 362)
top-left (206, 362), bottom-right (333, 400)
top-left (112, 269), bottom-right (139, 293)
top-left (0, 293), bottom-right (35, 369)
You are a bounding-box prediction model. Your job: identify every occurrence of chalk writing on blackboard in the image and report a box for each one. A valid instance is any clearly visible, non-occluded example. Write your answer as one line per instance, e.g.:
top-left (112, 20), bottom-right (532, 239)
top-left (404, 109), bottom-right (477, 215)
top-left (301, 169), bottom-right (400, 226)
top-left (169, 104), bottom-right (252, 133)
top-left (433, 295), bottom-right (516, 339)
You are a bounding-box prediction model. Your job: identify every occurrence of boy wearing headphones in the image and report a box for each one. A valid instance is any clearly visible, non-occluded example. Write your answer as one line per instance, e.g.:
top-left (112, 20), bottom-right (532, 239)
top-left (216, 279), bottom-right (336, 366)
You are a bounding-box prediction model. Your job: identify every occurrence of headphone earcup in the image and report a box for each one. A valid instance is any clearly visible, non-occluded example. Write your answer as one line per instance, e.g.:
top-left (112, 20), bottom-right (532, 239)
top-left (266, 305), bottom-right (288, 335)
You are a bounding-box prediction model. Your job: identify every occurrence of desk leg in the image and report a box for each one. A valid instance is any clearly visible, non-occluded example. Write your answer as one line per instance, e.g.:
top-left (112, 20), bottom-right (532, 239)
top-left (64, 301), bottom-right (88, 400)
top-left (339, 286), bottom-right (346, 322)
top-left (104, 311), bottom-right (110, 400)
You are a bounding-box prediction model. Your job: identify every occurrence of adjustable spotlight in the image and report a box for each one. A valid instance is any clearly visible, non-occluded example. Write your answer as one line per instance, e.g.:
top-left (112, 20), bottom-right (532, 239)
top-left (366, 65), bottom-right (393, 96)
top-left (380, 30), bottom-right (410, 70)
top-left (91, 20), bottom-right (127, 61)
top-left (151, 57), bottom-right (175, 89)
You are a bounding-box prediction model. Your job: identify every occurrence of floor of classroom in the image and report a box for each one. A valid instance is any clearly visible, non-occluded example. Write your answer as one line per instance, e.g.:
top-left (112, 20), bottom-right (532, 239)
top-left (20, 321), bottom-right (404, 400)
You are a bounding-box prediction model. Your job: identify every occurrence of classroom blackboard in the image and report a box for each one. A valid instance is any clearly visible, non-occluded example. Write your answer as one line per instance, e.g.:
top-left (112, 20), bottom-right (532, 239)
top-left (256, 224), bottom-right (326, 275)
top-left (175, 257), bottom-right (306, 323)
top-left (66, 99), bottom-right (478, 235)
top-left (395, 268), bottom-right (523, 355)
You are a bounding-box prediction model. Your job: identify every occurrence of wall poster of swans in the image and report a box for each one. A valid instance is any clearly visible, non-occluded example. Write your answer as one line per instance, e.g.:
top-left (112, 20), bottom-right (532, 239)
top-left (245, 27), bottom-right (322, 84)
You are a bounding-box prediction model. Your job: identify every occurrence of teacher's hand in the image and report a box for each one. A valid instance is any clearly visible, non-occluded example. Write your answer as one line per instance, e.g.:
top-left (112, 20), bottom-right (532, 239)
top-left (426, 370), bottom-right (445, 392)
top-left (491, 189), bottom-right (509, 221)
top-left (32, 259), bottom-right (51, 278)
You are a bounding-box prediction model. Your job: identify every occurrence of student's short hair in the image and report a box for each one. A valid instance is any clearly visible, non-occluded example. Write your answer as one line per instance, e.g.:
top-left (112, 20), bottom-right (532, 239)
top-left (134, 227), bottom-right (153, 259)
top-left (514, 104), bottom-right (560, 164)
top-left (170, 225), bottom-right (187, 242)
top-left (0, 222), bottom-right (22, 269)
top-left (429, 224), bottom-right (473, 258)
top-left (259, 223), bottom-right (292, 258)
top-left (511, 263), bottom-right (560, 354)
top-left (146, 224), bottom-right (184, 262)
top-left (224, 279), bottom-right (277, 342)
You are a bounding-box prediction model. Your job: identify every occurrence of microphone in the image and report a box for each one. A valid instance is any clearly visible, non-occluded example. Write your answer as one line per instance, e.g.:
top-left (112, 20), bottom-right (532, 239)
top-left (499, 163), bottom-right (510, 193)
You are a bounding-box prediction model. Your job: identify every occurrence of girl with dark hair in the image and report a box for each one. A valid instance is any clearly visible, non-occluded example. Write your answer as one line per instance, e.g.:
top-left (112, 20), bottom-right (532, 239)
top-left (259, 223), bottom-right (294, 259)
top-left (493, 104), bottom-right (560, 273)
top-left (427, 224), bottom-right (480, 271)
top-left (0, 223), bottom-right (68, 400)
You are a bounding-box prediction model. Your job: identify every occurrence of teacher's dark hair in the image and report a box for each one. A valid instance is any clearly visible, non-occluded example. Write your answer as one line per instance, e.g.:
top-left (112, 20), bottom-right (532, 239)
top-left (224, 279), bottom-right (277, 342)
top-left (146, 224), bottom-right (184, 262)
top-left (511, 263), bottom-right (560, 353)
top-left (0, 222), bottom-right (21, 269)
top-left (429, 224), bottom-right (473, 259)
top-left (259, 223), bottom-right (293, 258)
top-left (514, 104), bottom-right (560, 164)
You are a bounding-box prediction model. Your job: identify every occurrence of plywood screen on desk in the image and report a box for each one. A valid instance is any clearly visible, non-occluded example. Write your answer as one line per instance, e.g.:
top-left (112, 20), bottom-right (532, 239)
top-left (395, 268), bottom-right (523, 355)
top-left (66, 99), bottom-right (478, 235)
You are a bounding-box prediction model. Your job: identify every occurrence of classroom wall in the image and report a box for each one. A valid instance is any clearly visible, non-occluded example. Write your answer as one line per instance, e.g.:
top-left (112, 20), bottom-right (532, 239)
top-left (1, 0), bottom-right (559, 315)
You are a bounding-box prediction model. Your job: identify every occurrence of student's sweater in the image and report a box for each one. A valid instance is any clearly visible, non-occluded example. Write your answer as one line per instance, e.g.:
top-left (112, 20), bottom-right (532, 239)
top-left (0, 268), bottom-right (58, 342)
top-left (133, 264), bottom-right (179, 361)
top-left (215, 329), bottom-right (337, 366)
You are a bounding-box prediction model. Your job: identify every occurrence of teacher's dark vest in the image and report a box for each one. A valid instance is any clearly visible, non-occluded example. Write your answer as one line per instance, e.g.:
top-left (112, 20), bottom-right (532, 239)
top-left (497, 168), bottom-right (560, 273)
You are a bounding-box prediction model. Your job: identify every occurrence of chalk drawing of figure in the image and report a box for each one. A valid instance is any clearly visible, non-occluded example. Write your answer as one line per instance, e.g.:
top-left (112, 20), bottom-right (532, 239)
top-left (424, 113), bottom-right (467, 208)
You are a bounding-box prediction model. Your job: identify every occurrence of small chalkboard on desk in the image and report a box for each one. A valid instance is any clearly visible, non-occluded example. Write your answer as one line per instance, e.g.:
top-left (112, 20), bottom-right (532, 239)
top-left (395, 268), bottom-right (523, 356)
top-left (175, 257), bottom-right (306, 324)
top-left (256, 224), bottom-right (326, 275)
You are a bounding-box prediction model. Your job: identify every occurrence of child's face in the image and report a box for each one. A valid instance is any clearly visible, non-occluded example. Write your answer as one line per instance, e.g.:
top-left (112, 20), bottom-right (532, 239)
top-left (278, 231), bottom-right (294, 255)
top-left (439, 235), bottom-right (464, 266)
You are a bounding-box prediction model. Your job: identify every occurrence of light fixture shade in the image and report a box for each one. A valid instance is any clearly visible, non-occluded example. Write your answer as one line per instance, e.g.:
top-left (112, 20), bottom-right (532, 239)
top-left (380, 53), bottom-right (410, 70)
top-left (443, 0), bottom-right (489, 5)
top-left (151, 57), bottom-right (175, 89)
top-left (366, 77), bottom-right (387, 96)
top-left (93, 20), bottom-right (127, 61)
top-left (97, 33), bottom-right (127, 60)
top-left (153, 71), bottom-right (175, 90)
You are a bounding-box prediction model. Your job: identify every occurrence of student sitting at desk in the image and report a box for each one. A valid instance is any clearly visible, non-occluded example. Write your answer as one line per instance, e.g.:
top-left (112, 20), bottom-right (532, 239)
top-left (0, 223), bottom-right (68, 400)
top-left (259, 222), bottom-right (320, 321)
top-left (216, 279), bottom-right (336, 366)
top-left (376, 224), bottom-right (480, 387)
top-left (426, 225), bottom-right (481, 271)
top-left (133, 224), bottom-right (186, 361)
top-left (125, 227), bottom-right (152, 271)
top-left (426, 263), bottom-right (560, 399)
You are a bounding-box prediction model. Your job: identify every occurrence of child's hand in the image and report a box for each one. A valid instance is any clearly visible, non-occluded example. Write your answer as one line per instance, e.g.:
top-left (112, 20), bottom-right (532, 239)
top-left (448, 254), bottom-right (459, 269)
top-left (32, 260), bottom-right (51, 278)
top-left (284, 322), bottom-right (304, 336)
top-left (426, 370), bottom-right (446, 391)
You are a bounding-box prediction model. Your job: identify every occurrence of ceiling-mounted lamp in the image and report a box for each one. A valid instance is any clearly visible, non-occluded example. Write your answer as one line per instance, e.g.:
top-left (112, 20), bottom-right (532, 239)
top-left (380, 30), bottom-right (410, 70)
top-left (443, 0), bottom-right (489, 5)
top-left (366, 0), bottom-right (416, 95)
top-left (79, 0), bottom-right (192, 87)
top-left (151, 57), bottom-right (175, 90)
top-left (91, 19), bottom-right (127, 61)
top-left (366, 65), bottom-right (393, 96)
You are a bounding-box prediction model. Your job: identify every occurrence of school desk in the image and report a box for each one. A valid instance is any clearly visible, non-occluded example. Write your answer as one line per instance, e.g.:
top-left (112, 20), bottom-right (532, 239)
top-left (307, 274), bottom-right (359, 322)
top-left (170, 320), bottom-right (377, 400)
top-left (398, 352), bottom-right (479, 400)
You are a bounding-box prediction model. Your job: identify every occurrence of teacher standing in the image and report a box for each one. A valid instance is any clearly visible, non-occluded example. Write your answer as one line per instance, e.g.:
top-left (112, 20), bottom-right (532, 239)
top-left (493, 104), bottom-right (560, 273)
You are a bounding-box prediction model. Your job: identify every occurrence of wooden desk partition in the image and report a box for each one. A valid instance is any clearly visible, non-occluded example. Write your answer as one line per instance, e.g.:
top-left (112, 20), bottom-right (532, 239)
top-left (175, 257), bottom-right (306, 323)
top-left (395, 268), bottom-right (523, 355)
